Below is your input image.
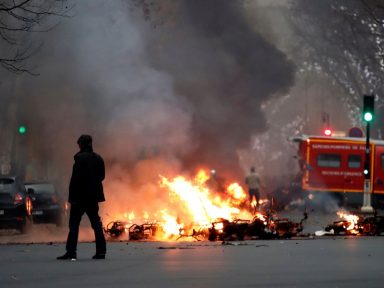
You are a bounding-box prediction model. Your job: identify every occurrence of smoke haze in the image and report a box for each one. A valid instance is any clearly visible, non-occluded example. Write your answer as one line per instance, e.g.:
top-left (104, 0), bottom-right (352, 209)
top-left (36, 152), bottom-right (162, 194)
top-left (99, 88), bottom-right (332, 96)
top-left (143, 0), bottom-right (294, 176)
top-left (0, 0), bottom-right (295, 241)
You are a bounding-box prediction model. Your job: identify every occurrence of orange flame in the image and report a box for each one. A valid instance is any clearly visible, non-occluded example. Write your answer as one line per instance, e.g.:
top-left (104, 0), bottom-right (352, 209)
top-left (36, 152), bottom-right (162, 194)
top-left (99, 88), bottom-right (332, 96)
top-left (195, 170), bottom-right (210, 184)
top-left (226, 183), bottom-right (247, 204)
top-left (254, 212), bottom-right (268, 225)
top-left (110, 169), bottom-right (254, 240)
top-left (337, 211), bottom-right (359, 231)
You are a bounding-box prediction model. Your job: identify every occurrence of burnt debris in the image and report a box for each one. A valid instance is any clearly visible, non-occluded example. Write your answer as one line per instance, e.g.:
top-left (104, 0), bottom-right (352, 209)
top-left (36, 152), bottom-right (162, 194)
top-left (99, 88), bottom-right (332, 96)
top-left (316, 213), bottom-right (384, 236)
top-left (104, 210), bottom-right (308, 241)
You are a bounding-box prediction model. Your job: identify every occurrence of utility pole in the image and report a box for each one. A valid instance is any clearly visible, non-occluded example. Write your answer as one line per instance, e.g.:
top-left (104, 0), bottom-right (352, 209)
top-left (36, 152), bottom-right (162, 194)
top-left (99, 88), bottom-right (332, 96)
top-left (361, 95), bottom-right (374, 213)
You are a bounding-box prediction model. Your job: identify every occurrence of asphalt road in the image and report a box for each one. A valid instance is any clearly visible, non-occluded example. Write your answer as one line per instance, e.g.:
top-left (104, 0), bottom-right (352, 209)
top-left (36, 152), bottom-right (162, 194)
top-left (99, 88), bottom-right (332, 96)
top-left (1, 237), bottom-right (384, 288)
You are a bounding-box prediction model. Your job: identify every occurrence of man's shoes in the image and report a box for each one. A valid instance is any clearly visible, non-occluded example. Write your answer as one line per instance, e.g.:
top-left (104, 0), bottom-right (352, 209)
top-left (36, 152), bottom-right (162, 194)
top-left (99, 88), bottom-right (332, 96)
top-left (57, 252), bottom-right (77, 260)
top-left (92, 253), bottom-right (105, 260)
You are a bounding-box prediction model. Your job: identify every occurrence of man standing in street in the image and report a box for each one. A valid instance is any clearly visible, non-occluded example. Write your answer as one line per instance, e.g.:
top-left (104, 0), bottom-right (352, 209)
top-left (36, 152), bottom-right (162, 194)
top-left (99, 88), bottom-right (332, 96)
top-left (245, 166), bottom-right (261, 211)
top-left (57, 134), bottom-right (106, 260)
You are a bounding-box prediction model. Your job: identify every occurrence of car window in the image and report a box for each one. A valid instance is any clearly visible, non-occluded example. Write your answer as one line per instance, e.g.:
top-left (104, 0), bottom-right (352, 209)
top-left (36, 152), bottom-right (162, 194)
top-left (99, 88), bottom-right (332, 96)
top-left (0, 178), bottom-right (15, 193)
top-left (26, 183), bottom-right (55, 194)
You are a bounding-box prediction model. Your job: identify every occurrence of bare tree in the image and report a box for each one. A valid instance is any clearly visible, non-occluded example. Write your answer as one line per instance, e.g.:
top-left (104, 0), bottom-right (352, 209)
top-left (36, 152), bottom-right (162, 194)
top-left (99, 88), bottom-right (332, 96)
top-left (0, 0), bottom-right (70, 74)
top-left (360, 0), bottom-right (384, 65)
top-left (290, 0), bottom-right (384, 129)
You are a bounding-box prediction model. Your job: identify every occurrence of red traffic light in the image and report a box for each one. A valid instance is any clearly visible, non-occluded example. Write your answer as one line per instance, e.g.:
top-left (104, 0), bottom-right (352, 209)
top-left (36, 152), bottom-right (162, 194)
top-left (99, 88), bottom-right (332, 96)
top-left (323, 128), bottom-right (332, 136)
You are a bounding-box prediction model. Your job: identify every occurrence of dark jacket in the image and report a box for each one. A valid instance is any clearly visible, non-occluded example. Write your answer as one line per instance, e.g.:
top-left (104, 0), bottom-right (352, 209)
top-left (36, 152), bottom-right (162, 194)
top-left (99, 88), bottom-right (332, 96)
top-left (68, 147), bottom-right (105, 204)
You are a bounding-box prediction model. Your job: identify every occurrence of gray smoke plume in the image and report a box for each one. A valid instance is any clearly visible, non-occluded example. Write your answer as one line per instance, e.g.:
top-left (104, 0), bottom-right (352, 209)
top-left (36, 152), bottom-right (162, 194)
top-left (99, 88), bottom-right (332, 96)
top-left (1, 0), bottom-right (294, 180)
top-left (0, 1), bottom-right (295, 234)
top-left (139, 0), bottom-right (295, 178)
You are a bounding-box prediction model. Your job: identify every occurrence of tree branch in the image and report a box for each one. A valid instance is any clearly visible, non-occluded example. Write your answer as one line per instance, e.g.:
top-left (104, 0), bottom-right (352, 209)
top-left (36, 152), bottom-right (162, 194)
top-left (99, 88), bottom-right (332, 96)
top-left (0, 0), bottom-right (72, 74)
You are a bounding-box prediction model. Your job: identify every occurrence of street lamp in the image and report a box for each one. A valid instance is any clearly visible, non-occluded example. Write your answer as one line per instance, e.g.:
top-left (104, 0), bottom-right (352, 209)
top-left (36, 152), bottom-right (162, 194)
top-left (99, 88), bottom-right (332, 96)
top-left (361, 95), bottom-right (374, 213)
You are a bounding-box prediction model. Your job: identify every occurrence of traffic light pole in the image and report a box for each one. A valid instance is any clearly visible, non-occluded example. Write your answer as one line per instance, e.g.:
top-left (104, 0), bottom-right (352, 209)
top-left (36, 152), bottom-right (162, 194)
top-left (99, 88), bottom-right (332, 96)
top-left (361, 121), bottom-right (374, 213)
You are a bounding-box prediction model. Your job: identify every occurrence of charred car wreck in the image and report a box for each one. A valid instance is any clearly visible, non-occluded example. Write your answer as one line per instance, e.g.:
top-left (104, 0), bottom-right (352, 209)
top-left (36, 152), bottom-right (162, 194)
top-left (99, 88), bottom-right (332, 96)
top-left (104, 221), bottom-right (162, 240)
top-left (208, 212), bottom-right (308, 241)
top-left (104, 211), bottom-right (308, 241)
top-left (316, 213), bottom-right (384, 236)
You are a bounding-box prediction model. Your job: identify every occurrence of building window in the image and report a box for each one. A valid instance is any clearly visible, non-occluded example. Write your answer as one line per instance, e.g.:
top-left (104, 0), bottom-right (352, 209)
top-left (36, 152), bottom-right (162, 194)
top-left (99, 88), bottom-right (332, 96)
top-left (317, 154), bottom-right (341, 168)
top-left (348, 155), bottom-right (361, 169)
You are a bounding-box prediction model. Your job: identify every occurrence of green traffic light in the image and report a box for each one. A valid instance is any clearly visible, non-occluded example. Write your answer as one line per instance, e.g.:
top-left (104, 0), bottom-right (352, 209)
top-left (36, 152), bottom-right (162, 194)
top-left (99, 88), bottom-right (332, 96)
top-left (18, 125), bottom-right (27, 134)
top-left (364, 112), bottom-right (373, 122)
top-left (363, 95), bottom-right (374, 122)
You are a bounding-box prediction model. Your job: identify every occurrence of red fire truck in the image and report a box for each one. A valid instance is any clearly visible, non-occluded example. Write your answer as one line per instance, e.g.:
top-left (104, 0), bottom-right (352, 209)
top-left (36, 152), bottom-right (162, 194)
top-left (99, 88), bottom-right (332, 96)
top-left (292, 135), bottom-right (384, 207)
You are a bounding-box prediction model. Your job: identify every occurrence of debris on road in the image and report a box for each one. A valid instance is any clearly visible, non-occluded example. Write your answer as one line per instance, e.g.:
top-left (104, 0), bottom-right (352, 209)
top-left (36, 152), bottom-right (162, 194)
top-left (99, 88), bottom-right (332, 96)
top-left (315, 211), bottom-right (384, 236)
top-left (104, 209), bottom-right (309, 242)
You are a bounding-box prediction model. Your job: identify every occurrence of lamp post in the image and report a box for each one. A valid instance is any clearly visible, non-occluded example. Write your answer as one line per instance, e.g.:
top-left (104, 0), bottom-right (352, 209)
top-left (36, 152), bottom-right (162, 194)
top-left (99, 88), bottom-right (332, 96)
top-left (361, 122), bottom-right (373, 212)
top-left (361, 95), bottom-right (374, 213)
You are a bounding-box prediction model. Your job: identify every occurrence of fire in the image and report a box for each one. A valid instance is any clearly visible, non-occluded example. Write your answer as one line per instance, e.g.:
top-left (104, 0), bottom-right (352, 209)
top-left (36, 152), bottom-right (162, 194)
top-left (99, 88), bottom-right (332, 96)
top-left (337, 211), bottom-right (359, 231)
top-left (160, 173), bottom-right (252, 228)
top-left (123, 211), bottom-right (135, 221)
top-left (226, 183), bottom-right (247, 204)
top-left (195, 170), bottom-right (210, 184)
top-left (254, 212), bottom-right (268, 225)
top-left (251, 196), bottom-right (257, 208)
top-left (109, 169), bottom-right (254, 240)
top-left (159, 209), bottom-right (182, 238)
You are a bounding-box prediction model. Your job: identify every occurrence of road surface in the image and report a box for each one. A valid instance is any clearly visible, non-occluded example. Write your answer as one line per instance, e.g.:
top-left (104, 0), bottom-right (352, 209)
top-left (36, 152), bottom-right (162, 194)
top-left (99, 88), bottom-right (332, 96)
top-left (1, 237), bottom-right (384, 288)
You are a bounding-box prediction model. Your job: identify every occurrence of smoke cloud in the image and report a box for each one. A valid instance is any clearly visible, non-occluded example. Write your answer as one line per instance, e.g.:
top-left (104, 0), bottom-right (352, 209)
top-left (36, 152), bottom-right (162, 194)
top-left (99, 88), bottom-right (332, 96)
top-left (0, 0), bottom-right (295, 240)
top-left (141, 0), bottom-right (295, 177)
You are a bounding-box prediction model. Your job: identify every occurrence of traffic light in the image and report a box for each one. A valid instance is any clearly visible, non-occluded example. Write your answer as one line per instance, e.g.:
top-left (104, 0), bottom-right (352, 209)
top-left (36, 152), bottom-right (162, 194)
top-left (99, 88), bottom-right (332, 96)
top-left (323, 128), bottom-right (332, 136)
top-left (363, 95), bottom-right (374, 122)
top-left (18, 125), bottom-right (27, 135)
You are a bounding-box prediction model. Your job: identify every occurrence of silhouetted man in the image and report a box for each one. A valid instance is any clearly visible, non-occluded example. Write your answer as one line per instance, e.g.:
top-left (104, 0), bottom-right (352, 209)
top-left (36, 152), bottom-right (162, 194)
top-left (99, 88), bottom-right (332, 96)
top-left (57, 135), bottom-right (106, 260)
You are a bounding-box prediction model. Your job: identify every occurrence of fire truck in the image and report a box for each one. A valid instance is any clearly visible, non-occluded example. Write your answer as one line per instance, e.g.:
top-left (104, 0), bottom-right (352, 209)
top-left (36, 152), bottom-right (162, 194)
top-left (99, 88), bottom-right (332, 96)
top-left (292, 134), bottom-right (384, 207)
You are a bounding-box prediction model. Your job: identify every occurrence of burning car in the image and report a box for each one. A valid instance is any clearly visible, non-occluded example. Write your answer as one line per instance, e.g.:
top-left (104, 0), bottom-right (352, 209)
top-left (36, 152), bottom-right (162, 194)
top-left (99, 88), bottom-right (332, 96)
top-left (128, 223), bottom-right (161, 240)
top-left (208, 219), bottom-right (251, 241)
top-left (104, 220), bottom-right (164, 241)
top-left (268, 216), bottom-right (307, 238)
top-left (104, 220), bottom-right (129, 239)
top-left (316, 211), bottom-right (384, 236)
top-left (358, 215), bottom-right (384, 236)
top-left (105, 169), bottom-right (308, 242)
top-left (207, 212), bottom-right (307, 241)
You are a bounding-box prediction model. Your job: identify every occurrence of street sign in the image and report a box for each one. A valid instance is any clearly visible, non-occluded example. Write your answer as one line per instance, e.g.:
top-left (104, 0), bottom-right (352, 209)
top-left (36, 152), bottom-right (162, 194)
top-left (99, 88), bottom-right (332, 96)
top-left (348, 127), bottom-right (364, 138)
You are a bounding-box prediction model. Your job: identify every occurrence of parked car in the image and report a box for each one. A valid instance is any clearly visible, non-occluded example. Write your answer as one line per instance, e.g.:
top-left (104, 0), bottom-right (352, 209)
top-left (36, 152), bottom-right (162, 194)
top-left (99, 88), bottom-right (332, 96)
top-left (24, 182), bottom-right (64, 226)
top-left (0, 176), bottom-right (32, 233)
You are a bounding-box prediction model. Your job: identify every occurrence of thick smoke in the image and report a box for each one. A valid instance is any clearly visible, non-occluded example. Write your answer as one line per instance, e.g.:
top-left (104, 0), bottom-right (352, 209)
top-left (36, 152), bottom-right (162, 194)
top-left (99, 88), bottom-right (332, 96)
top-left (0, 0), bottom-right (295, 240)
top-left (142, 0), bottom-right (295, 178)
